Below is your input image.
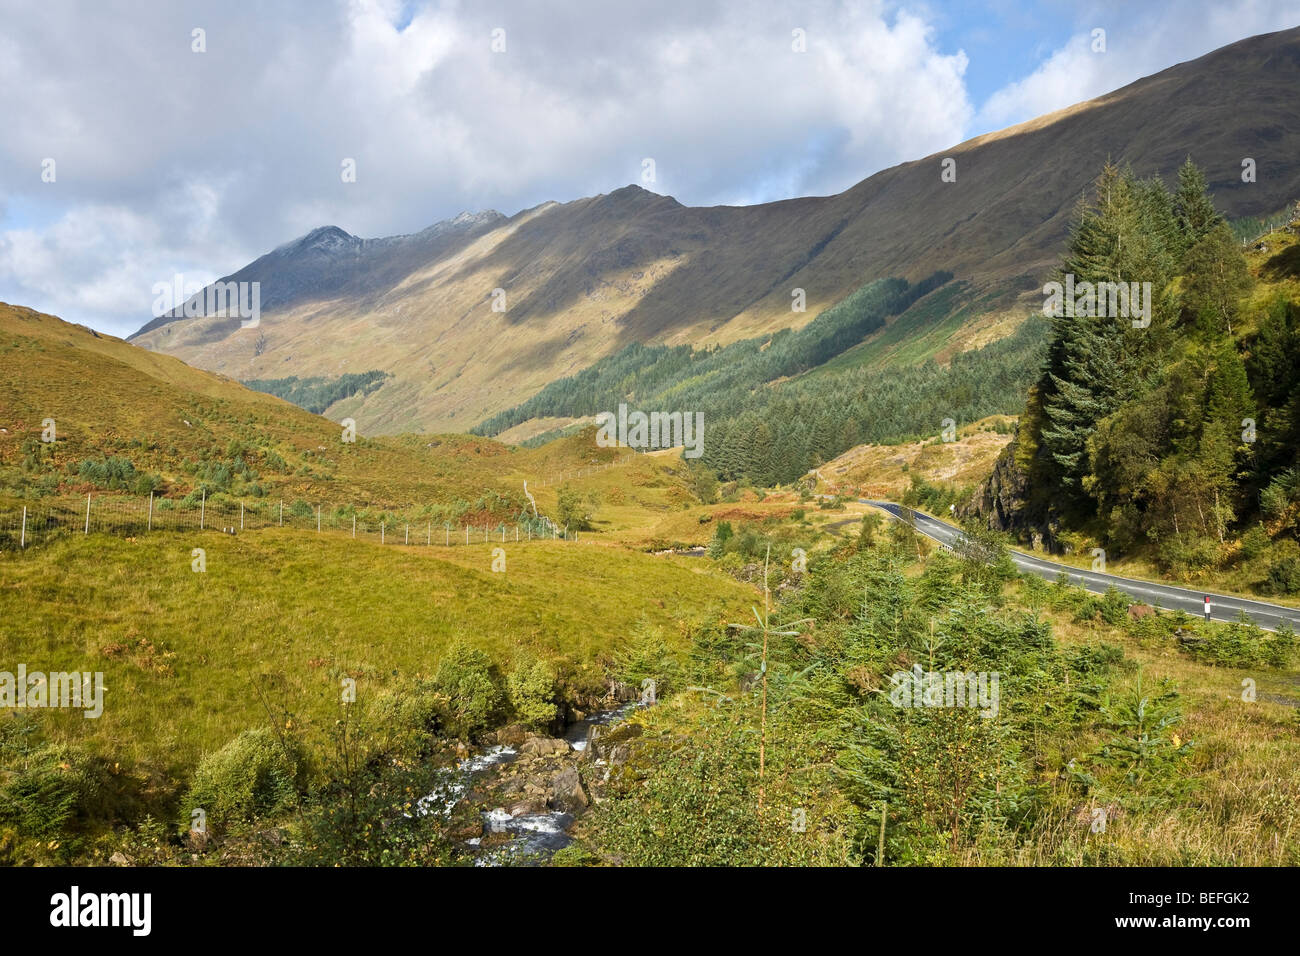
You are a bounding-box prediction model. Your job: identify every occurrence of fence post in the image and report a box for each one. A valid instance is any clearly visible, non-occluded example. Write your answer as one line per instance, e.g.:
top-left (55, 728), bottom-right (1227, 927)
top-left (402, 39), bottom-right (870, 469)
top-left (381, 522), bottom-right (385, 544)
top-left (445, 523), bottom-right (449, 546)
top-left (279, 500), bottom-right (283, 527)
top-left (148, 492), bottom-right (153, 532)
top-left (20, 506), bottom-right (26, 549)
top-left (201, 489), bottom-right (206, 530)
top-left (405, 524), bottom-right (409, 545)
top-left (465, 525), bottom-right (469, 545)
top-left (501, 525), bottom-right (505, 543)
top-left (240, 502), bottom-right (244, 531)
top-left (515, 526), bottom-right (519, 542)
top-left (353, 515), bottom-right (356, 538)
top-left (427, 522), bottom-right (431, 546)
top-left (85, 493), bottom-right (91, 534)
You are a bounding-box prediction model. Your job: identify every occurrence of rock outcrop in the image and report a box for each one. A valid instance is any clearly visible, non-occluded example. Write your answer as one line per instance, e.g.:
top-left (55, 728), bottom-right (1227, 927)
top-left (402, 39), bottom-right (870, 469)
top-left (961, 433), bottom-right (1062, 552)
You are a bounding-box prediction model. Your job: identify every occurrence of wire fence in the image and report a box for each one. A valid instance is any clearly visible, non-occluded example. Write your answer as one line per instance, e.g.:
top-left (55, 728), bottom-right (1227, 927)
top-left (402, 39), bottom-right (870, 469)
top-left (0, 492), bottom-right (577, 553)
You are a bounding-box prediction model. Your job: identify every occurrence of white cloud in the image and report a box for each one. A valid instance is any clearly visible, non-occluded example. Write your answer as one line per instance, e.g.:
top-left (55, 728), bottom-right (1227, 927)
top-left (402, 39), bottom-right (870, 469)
top-left (0, 0), bottom-right (1293, 336)
top-left (0, 0), bottom-right (974, 335)
top-left (978, 0), bottom-right (1300, 130)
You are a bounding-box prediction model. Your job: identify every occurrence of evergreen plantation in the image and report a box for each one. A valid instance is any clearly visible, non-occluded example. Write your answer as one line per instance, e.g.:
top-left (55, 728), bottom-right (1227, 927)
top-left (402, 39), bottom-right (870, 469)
top-left (243, 370), bottom-right (391, 415)
top-left (474, 271), bottom-right (1048, 486)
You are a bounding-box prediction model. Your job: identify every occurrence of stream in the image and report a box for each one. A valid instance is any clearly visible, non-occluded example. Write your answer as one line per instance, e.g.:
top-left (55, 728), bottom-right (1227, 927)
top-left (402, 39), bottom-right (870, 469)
top-left (411, 701), bottom-right (641, 865)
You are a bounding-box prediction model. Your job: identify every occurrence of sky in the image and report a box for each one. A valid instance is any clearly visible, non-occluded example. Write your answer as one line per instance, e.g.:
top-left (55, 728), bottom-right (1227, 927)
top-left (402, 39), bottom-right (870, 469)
top-left (1, 0), bottom-right (1297, 338)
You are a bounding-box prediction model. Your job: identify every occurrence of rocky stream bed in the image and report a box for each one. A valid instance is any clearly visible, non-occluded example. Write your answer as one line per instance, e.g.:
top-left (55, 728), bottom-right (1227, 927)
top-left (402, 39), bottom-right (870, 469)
top-left (413, 697), bottom-right (647, 865)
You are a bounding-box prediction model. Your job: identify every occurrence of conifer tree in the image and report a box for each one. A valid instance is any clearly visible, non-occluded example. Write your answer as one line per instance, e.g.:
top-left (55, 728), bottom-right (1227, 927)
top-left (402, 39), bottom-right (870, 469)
top-left (1182, 221), bottom-right (1251, 336)
top-left (1038, 165), bottom-right (1149, 498)
top-left (1173, 158), bottom-right (1222, 257)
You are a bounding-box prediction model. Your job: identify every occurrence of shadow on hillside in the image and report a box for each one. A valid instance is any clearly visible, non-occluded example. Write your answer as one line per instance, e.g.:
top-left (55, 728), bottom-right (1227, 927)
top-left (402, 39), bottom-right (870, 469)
top-left (1261, 243), bottom-right (1300, 280)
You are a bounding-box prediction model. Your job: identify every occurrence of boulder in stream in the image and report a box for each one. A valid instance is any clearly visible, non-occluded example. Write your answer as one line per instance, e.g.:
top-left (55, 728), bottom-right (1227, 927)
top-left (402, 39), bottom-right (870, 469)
top-left (520, 735), bottom-right (572, 757)
top-left (548, 767), bottom-right (588, 813)
top-left (494, 724), bottom-right (529, 746)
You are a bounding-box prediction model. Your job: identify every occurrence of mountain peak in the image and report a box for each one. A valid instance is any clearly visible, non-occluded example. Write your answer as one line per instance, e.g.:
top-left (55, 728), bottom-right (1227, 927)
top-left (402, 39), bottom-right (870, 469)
top-left (610, 183), bottom-right (664, 198)
top-left (272, 225), bottom-right (360, 257)
top-left (597, 183), bottom-right (682, 209)
top-left (450, 209), bottom-right (503, 227)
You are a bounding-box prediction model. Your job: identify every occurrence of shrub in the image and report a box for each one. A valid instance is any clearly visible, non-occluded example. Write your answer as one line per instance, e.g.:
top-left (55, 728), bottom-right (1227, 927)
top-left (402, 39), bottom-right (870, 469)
top-left (615, 622), bottom-right (680, 697)
top-left (182, 728), bottom-right (302, 832)
top-left (1263, 554), bottom-right (1300, 595)
top-left (1099, 586), bottom-right (1131, 626)
top-left (1239, 524), bottom-right (1270, 561)
top-left (288, 757), bottom-right (453, 867)
top-left (0, 744), bottom-right (101, 841)
top-left (365, 680), bottom-right (443, 756)
top-left (708, 520), bottom-right (733, 558)
top-left (1093, 673), bottom-right (1192, 796)
top-left (1156, 534), bottom-right (1221, 574)
top-left (76, 455), bottom-right (137, 491)
top-left (901, 474), bottom-right (969, 516)
top-left (685, 463), bottom-right (718, 504)
top-left (556, 485), bottom-right (597, 531)
top-left (506, 657), bottom-right (558, 730)
top-left (1181, 617), bottom-right (1295, 668)
top-left (856, 512), bottom-right (884, 551)
top-left (432, 641), bottom-right (504, 738)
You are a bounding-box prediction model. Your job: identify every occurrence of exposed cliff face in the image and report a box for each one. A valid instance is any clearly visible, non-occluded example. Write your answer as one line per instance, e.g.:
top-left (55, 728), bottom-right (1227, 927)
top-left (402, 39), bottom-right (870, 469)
top-left (960, 431), bottom-right (1058, 552)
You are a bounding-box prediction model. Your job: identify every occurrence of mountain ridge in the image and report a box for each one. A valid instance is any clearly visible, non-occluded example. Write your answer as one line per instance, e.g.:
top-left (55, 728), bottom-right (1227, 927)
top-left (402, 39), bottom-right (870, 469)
top-left (129, 25), bottom-right (1300, 434)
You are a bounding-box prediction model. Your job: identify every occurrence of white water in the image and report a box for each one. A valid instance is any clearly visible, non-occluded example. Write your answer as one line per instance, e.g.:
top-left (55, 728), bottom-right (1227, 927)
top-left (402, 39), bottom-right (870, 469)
top-left (412, 702), bottom-right (641, 864)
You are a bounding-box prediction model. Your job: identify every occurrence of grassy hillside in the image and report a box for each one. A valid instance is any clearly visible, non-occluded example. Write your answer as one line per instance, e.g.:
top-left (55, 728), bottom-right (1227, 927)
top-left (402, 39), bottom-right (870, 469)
top-left (815, 416), bottom-right (1016, 499)
top-left (0, 303), bottom-right (628, 520)
top-left (477, 276), bottom-right (1048, 489)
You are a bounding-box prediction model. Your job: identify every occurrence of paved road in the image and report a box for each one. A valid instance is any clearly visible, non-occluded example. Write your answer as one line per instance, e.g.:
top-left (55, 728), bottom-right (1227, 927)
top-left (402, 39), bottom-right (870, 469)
top-left (861, 500), bottom-right (1300, 633)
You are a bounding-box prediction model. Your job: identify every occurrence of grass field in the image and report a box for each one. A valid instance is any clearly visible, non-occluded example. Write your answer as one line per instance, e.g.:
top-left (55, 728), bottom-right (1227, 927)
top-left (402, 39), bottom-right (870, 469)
top-left (0, 527), bottom-right (755, 775)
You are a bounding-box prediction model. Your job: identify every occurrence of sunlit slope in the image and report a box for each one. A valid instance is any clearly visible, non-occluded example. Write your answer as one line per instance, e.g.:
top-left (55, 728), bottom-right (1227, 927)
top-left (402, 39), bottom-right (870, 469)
top-left (0, 303), bottom-right (526, 507)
